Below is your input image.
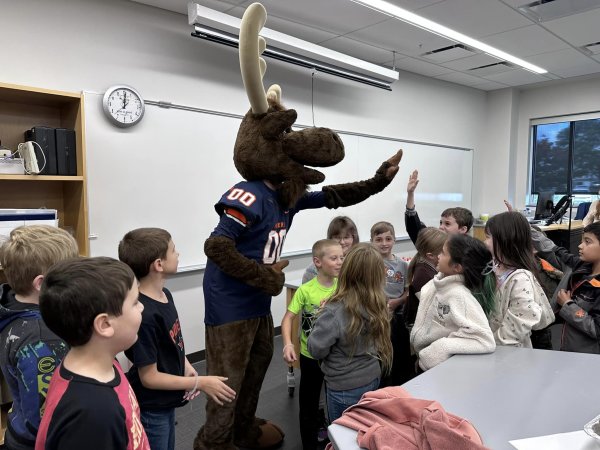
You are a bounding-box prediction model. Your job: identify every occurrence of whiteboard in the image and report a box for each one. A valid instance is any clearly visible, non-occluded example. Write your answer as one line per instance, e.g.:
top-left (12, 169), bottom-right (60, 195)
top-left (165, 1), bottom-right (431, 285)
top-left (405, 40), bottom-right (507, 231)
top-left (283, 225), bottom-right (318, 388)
top-left (85, 93), bottom-right (472, 271)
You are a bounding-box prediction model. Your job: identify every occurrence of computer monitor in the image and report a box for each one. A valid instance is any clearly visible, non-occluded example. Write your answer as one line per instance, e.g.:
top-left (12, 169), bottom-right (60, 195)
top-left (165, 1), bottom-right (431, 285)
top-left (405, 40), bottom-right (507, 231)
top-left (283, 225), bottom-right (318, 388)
top-left (534, 191), bottom-right (555, 220)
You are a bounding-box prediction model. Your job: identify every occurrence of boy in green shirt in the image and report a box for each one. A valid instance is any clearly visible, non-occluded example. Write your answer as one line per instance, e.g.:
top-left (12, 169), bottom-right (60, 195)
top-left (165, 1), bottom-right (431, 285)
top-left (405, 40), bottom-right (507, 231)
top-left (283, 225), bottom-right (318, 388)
top-left (281, 239), bottom-right (343, 450)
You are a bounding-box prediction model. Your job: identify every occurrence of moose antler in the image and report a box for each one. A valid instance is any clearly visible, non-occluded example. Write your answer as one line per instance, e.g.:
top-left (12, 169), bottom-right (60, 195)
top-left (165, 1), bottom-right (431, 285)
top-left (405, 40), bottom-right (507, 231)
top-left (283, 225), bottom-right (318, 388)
top-left (239, 2), bottom-right (280, 114)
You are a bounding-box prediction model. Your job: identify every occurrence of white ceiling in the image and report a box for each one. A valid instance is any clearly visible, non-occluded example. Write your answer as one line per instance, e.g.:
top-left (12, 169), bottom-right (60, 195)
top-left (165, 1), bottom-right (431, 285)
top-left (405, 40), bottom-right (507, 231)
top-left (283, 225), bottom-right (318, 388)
top-left (132, 0), bottom-right (600, 91)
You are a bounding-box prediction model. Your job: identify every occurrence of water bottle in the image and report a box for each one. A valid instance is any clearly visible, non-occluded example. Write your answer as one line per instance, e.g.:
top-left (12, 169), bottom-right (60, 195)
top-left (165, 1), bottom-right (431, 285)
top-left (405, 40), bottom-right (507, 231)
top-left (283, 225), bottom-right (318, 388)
top-left (287, 366), bottom-right (296, 397)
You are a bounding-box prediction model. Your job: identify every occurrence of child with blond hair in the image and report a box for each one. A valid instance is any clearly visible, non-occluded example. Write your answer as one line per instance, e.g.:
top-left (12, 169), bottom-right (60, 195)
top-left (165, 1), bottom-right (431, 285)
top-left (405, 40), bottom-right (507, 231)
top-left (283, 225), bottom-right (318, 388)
top-left (0, 225), bottom-right (78, 450)
top-left (308, 244), bottom-right (393, 422)
top-left (282, 239), bottom-right (343, 450)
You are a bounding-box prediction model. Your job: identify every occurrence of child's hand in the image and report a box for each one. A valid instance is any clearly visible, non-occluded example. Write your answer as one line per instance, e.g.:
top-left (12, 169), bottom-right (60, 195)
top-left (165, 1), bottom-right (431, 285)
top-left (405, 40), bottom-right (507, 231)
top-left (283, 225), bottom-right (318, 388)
top-left (407, 170), bottom-right (419, 194)
top-left (503, 200), bottom-right (514, 212)
top-left (199, 376), bottom-right (236, 406)
top-left (184, 388), bottom-right (202, 401)
top-left (283, 343), bottom-right (297, 364)
top-left (388, 298), bottom-right (403, 312)
top-left (182, 365), bottom-right (201, 400)
top-left (557, 289), bottom-right (572, 306)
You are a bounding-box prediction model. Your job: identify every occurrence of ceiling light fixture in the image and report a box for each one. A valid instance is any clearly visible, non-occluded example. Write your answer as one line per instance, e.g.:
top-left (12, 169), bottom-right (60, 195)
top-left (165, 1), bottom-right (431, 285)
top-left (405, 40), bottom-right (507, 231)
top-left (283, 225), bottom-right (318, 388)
top-left (348, 0), bottom-right (548, 74)
top-left (188, 3), bottom-right (400, 90)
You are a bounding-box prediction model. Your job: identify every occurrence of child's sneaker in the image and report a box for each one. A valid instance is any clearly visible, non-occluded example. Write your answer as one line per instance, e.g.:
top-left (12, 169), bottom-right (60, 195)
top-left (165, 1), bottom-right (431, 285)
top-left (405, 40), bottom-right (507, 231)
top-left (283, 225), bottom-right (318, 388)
top-left (317, 426), bottom-right (329, 443)
top-left (317, 408), bottom-right (329, 443)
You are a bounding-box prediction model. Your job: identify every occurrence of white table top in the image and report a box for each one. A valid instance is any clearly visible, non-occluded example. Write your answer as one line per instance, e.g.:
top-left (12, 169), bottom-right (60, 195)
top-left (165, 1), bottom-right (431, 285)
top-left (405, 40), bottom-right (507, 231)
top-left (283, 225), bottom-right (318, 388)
top-left (284, 278), bottom-right (303, 289)
top-left (329, 347), bottom-right (600, 450)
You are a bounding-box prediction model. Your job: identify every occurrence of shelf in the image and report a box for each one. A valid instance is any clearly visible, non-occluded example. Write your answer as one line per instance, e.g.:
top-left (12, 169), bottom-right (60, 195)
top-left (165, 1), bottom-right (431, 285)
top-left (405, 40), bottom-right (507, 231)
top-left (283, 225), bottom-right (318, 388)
top-left (0, 175), bottom-right (84, 181)
top-left (0, 82), bottom-right (88, 256)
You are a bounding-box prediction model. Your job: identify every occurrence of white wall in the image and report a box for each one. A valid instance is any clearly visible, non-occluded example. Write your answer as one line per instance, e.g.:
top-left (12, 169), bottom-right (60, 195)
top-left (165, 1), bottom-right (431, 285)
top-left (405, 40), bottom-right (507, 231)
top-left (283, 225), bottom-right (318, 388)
top-left (3, 0), bottom-right (491, 354)
top-left (472, 88), bottom-right (520, 217)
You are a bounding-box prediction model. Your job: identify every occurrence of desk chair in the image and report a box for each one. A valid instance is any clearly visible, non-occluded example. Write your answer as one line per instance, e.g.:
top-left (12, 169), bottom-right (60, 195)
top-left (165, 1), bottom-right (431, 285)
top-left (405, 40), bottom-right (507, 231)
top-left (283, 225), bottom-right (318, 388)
top-left (575, 202), bottom-right (592, 220)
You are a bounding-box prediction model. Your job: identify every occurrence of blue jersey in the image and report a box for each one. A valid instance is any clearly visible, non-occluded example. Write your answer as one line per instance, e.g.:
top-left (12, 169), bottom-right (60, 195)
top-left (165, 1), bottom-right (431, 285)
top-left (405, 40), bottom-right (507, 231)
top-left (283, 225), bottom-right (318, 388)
top-left (204, 180), bottom-right (325, 325)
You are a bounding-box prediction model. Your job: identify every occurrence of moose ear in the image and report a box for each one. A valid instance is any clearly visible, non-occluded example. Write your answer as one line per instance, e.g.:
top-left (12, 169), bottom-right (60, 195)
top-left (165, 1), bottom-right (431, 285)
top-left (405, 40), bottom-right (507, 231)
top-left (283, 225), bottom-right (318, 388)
top-left (259, 109), bottom-right (298, 139)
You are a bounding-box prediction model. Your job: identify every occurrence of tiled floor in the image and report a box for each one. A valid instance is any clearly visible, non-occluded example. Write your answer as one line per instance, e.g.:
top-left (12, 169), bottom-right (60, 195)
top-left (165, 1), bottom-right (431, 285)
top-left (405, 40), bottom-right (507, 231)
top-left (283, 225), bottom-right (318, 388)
top-left (175, 336), bottom-right (304, 450)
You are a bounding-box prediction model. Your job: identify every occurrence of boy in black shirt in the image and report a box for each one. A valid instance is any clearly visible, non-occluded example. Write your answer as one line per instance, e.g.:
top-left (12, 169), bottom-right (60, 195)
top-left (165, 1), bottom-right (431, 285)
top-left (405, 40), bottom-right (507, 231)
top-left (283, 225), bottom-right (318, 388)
top-left (119, 228), bottom-right (235, 450)
top-left (36, 257), bottom-right (150, 450)
top-left (405, 169), bottom-right (474, 244)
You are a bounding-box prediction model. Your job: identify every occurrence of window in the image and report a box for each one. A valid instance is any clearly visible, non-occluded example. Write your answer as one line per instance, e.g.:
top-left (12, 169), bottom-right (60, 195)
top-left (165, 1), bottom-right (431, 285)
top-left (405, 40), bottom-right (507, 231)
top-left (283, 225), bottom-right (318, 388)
top-left (531, 117), bottom-right (600, 195)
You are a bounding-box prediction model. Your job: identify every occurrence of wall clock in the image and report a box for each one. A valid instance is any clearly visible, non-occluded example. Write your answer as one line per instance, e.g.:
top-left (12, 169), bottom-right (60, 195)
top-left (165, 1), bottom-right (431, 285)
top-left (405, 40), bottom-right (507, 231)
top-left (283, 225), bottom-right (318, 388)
top-left (102, 85), bottom-right (145, 128)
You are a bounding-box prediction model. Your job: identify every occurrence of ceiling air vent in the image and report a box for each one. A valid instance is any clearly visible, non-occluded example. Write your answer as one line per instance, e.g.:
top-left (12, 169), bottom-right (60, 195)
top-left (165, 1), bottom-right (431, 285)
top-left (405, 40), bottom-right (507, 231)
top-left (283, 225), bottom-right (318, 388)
top-left (468, 61), bottom-right (516, 76)
top-left (581, 41), bottom-right (600, 55)
top-left (518, 0), bottom-right (600, 22)
top-left (421, 44), bottom-right (476, 63)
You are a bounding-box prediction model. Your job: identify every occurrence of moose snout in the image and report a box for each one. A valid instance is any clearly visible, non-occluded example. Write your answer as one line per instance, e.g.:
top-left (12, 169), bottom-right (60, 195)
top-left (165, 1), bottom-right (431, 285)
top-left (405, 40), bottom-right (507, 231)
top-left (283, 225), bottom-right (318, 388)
top-left (282, 127), bottom-right (344, 167)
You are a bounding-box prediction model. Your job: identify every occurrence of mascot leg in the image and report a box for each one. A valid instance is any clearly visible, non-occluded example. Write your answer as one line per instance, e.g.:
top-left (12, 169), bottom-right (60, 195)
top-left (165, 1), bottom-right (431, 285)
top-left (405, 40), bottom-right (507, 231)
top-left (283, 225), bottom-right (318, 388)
top-left (194, 316), bottom-right (284, 450)
top-left (233, 316), bottom-right (284, 449)
top-left (194, 319), bottom-right (255, 450)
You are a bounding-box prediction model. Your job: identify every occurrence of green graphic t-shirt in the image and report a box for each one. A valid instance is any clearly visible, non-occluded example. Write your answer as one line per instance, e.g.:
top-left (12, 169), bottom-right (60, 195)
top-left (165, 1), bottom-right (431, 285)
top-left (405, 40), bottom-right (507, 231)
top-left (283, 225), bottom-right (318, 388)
top-left (287, 277), bottom-right (337, 358)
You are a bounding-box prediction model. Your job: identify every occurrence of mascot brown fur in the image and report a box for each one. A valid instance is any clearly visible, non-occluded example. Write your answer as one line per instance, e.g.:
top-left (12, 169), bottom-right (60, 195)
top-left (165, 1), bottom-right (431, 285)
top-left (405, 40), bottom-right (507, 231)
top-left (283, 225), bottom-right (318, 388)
top-left (194, 3), bottom-right (402, 449)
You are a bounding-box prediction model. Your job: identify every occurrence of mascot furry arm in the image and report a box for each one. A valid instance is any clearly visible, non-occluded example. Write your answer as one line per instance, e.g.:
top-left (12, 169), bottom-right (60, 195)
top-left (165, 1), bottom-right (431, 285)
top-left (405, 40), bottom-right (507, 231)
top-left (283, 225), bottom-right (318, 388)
top-left (204, 2), bottom-right (402, 295)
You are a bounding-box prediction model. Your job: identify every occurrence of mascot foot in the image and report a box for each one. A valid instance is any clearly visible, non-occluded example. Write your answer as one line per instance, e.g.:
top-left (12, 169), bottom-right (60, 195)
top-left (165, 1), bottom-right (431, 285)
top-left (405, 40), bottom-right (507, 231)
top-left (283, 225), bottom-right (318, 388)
top-left (193, 432), bottom-right (239, 450)
top-left (234, 419), bottom-right (285, 450)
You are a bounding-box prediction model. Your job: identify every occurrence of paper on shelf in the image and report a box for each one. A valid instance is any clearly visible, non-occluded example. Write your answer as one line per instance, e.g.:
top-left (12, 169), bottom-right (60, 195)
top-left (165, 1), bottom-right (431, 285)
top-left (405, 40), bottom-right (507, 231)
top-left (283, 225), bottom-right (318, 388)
top-left (0, 209), bottom-right (59, 237)
top-left (509, 430), bottom-right (599, 450)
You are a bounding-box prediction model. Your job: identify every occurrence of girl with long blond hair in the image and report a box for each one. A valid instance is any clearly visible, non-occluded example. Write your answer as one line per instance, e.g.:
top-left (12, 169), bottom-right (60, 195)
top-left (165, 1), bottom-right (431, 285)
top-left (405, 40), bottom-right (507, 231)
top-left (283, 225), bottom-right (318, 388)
top-left (308, 243), bottom-right (392, 423)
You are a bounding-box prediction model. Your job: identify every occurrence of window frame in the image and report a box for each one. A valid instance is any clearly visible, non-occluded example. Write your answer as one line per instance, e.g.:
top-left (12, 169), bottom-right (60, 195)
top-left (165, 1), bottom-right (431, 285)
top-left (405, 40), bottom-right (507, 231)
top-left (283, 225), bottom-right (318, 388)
top-left (529, 112), bottom-right (600, 204)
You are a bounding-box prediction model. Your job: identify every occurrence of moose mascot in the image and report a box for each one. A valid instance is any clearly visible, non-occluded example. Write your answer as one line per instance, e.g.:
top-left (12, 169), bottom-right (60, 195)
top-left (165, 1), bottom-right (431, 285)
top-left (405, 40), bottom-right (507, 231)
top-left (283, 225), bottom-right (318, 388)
top-left (194, 3), bottom-right (403, 449)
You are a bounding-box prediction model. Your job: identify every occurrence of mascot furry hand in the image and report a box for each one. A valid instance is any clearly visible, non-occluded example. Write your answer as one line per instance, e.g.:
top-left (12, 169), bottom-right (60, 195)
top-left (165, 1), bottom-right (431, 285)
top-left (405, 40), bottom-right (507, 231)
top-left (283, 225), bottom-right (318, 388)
top-left (195, 3), bottom-right (402, 450)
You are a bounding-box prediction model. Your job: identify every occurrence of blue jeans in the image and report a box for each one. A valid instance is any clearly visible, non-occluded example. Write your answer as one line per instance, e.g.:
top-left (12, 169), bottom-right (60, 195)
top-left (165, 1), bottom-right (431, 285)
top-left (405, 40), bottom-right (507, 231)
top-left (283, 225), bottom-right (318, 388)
top-left (326, 378), bottom-right (380, 423)
top-left (140, 408), bottom-right (175, 450)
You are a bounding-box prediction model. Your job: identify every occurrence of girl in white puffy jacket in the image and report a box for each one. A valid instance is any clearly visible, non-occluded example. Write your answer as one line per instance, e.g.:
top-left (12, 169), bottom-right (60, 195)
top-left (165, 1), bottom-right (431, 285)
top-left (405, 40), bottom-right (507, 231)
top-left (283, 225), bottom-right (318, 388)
top-left (484, 211), bottom-right (555, 348)
top-left (411, 234), bottom-right (496, 371)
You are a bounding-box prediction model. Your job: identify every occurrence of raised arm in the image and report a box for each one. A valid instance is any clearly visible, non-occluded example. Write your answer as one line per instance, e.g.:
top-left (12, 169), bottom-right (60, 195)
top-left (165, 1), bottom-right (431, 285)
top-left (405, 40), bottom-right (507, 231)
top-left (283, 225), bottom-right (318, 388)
top-left (404, 170), bottom-right (426, 244)
top-left (406, 170), bottom-right (419, 210)
top-left (531, 227), bottom-right (581, 269)
top-left (322, 150), bottom-right (402, 208)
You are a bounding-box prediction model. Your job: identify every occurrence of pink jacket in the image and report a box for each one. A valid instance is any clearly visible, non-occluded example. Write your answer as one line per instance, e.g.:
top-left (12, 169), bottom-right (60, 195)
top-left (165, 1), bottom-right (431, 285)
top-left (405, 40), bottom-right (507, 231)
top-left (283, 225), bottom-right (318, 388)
top-left (328, 387), bottom-right (488, 450)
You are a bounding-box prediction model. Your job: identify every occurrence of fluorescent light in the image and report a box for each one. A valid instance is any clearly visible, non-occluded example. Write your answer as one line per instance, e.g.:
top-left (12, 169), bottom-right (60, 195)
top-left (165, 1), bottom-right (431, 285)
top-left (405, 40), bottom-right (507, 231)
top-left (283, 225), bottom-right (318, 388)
top-left (187, 2), bottom-right (400, 90)
top-left (348, 0), bottom-right (548, 74)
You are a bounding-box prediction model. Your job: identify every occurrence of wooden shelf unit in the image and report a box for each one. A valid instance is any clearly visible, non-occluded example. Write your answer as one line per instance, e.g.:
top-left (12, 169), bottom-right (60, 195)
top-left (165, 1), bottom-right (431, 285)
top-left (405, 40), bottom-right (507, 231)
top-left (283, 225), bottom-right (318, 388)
top-left (0, 82), bottom-right (89, 255)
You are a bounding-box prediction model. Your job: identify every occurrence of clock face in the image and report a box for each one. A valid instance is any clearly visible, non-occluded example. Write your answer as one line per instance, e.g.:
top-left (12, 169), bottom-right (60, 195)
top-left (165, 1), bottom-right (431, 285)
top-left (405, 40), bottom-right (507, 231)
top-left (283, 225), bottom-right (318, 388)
top-left (102, 86), bottom-right (145, 128)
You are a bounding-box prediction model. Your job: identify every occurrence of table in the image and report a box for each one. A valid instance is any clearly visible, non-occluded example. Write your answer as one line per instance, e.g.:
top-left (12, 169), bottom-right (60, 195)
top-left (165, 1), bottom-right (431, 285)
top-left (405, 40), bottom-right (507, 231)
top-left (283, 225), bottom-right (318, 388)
top-left (284, 278), bottom-right (303, 369)
top-left (328, 347), bottom-right (600, 450)
top-left (542, 220), bottom-right (584, 254)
